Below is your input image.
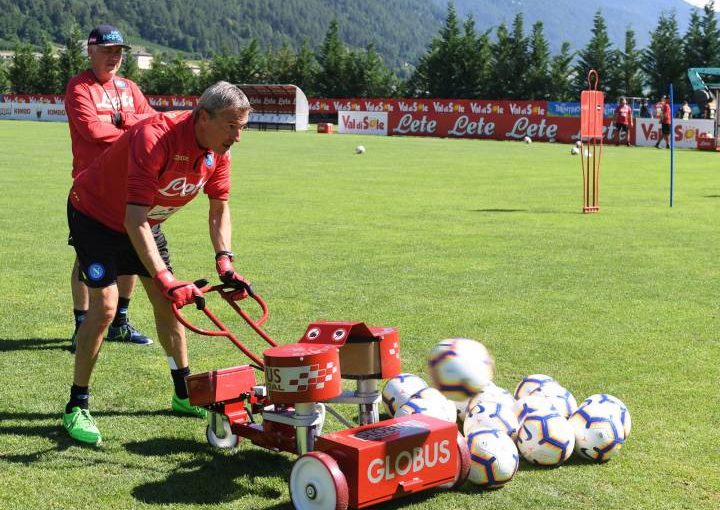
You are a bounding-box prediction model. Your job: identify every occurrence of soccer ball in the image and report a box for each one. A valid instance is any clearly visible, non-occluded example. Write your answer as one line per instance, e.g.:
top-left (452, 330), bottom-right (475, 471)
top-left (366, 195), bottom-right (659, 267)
top-left (569, 400), bottom-right (626, 462)
top-left (411, 386), bottom-right (459, 422)
top-left (570, 146), bottom-right (579, 155)
top-left (355, 145), bottom-right (366, 154)
top-left (395, 393), bottom-right (457, 423)
top-left (514, 374), bottom-right (556, 400)
top-left (466, 382), bottom-right (515, 416)
top-left (528, 382), bottom-right (578, 418)
top-left (517, 411), bottom-right (575, 466)
top-left (523, 136), bottom-right (532, 144)
top-left (578, 393), bottom-right (631, 439)
top-left (466, 427), bottom-right (520, 488)
top-left (513, 395), bottom-right (558, 425)
top-left (428, 338), bottom-right (495, 401)
top-left (381, 373), bottom-right (428, 416)
top-left (464, 400), bottom-right (520, 439)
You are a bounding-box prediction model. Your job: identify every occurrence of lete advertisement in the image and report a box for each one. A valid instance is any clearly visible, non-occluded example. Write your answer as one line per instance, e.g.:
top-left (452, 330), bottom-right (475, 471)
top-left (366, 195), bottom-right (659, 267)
top-left (338, 111), bottom-right (388, 135)
top-left (384, 110), bottom-right (633, 144)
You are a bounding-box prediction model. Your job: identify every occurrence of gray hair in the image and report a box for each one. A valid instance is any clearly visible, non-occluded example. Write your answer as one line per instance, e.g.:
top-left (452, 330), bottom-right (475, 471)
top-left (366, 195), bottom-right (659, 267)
top-left (195, 81), bottom-right (252, 116)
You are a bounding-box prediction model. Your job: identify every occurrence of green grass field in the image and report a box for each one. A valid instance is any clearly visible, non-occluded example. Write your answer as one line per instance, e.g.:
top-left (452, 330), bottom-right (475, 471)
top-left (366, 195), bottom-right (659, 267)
top-left (0, 120), bottom-right (718, 509)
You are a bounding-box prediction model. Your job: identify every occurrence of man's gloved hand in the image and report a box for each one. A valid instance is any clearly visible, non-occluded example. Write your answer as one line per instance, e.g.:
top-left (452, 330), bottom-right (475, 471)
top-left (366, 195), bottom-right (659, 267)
top-left (215, 251), bottom-right (252, 298)
top-left (154, 269), bottom-right (204, 308)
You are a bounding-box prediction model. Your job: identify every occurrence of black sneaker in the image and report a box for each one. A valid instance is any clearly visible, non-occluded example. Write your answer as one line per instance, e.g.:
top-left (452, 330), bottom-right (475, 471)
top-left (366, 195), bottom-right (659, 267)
top-left (106, 322), bottom-right (153, 346)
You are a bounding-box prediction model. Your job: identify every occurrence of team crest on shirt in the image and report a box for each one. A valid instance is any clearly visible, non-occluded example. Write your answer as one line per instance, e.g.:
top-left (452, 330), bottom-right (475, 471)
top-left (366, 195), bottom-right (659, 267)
top-left (204, 153), bottom-right (214, 167)
top-left (114, 79), bottom-right (127, 88)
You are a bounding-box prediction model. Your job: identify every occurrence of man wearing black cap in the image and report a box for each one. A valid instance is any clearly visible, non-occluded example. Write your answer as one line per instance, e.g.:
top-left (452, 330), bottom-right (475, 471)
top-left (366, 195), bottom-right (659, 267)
top-left (65, 24), bottom-right (157, 350)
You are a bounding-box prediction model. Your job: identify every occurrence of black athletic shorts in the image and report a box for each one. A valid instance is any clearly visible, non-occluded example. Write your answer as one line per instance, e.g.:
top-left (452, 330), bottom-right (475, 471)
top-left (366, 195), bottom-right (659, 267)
top-left (614, 123), bottom-right (628, 133)
top-left (67, 201), bottom-right (172, 288)
top-left (661, 122), bottom-right (671, 135)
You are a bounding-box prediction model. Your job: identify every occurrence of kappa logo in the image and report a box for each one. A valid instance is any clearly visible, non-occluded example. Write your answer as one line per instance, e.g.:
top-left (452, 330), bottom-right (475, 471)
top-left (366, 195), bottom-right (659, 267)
top-left (173, 154), bottom-right (190, 162)
top-left (159, 177), bottom-right (208, 197)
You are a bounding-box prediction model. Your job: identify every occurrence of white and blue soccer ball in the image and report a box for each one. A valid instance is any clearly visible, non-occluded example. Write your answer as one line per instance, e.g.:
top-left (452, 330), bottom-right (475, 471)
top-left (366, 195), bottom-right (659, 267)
top-left (381, 373), bottom-right (428, 416)
top-left (569, 399), bottom-right (626, 462)
top-left (529, 382), bottom-right (578, 418)
top-left (467, 382), bottom-right (516, 414)
top-left (513, 394), bottom-right (558, 425)
top-left (514, 374), bottom-right (556, 400)
top-left (523, 136), bottom-right (532, 144)
top-left (428, 338), bottom-right (495, 401)
top-left (578, 393), bottom-right (631, 439)
top-left (395, 392), bottom-right (457, 423)
top-left (466, 427), bottom-right (520, 488)
top-left (570, 146), bottom-right (580, 155)
top-left (355, 145), bottom-right (366, 154)
top-left (464, 400), bottom-right (520, 439)
top-left (516, 411), bottom-right (575, 466)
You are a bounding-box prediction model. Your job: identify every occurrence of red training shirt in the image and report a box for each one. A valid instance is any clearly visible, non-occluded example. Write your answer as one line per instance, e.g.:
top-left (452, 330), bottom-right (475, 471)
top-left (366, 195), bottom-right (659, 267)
top-left (70, 110), bottom-right (231, 233)
top-left (660, 102), bottom-right (672, 124)
top-left (615, 104), bottom-right (633, 125)
top-left (65, 69), bottom-right (156, 177)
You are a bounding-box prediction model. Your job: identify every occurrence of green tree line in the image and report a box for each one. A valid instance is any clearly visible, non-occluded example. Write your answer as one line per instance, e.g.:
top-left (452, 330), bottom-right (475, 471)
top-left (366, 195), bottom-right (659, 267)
top-left (2, 2), bottom-right (720, 101)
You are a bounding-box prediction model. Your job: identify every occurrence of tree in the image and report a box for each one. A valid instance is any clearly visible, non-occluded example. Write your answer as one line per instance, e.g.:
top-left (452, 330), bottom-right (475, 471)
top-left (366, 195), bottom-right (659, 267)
top-left (507, 13), bottom-right (530, 98)
top-left (455, 15), bottom-right (490, 99)
top-left (490, 22), bottom-right (513, 99)
top-left (292, 39), bottom-right (318, 96)
top-left (642, 11), bottom-right (685, 100)
top-left (9, 43), bottom-right (38, 94)
top-left (209, 52), bottom-right (239, 84)
top-left (405, 3), bottom-right (463, 98)
top-left (345, 42), bottom-right (396, 97)
top-left (58, 26), bottom-right (86, 92)
top-left (548, 42), bottom-right (574, 101)
top-left (120, 51), bottom-right (141, 83)
top-left (526, 21), bottom-right (552, 99)
top-left (315, 18), bottom-right (348, 97)
top-left (573, 10), bottom-right (618, 96)
top-left (701, 1), bottom-right (720, 66)
top-left (140, 55), bottom-right (195, 95)
top-left (37, 36), bottom-right (61, 93)
top-left (267, 42), bottom-right (297, 84)
top-left (618, 29), bottom-right (644, 98)
top-left (236, 39), bottom-right (266, 83)
top-left (0, 60), bottom-right (11, 94)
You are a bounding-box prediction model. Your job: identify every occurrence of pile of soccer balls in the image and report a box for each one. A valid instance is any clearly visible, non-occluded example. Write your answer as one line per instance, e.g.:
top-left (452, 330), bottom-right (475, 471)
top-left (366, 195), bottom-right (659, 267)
top-left (381, 337), bottom-right (631, 490)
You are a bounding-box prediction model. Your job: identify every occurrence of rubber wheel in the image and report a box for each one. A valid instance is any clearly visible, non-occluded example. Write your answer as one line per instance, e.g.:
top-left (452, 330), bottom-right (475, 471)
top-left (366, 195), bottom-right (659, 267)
top-left (289, 451), bottom-right (348, 510)
top-left (205, 415), bottom-right (239, 449)
top-left (439, 431), bottom-right (471, 490)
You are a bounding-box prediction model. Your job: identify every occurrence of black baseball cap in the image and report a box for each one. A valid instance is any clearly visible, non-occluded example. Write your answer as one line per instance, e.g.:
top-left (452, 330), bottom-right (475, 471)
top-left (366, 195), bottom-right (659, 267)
top-left (87, 25), bottom-right (131, 50)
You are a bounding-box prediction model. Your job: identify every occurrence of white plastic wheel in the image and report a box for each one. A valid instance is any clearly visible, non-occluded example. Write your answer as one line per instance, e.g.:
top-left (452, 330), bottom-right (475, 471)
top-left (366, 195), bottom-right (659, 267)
top-left (290, 452), bottom-right (348, 510)
top-left (205, 415), bottom-right (239, 449)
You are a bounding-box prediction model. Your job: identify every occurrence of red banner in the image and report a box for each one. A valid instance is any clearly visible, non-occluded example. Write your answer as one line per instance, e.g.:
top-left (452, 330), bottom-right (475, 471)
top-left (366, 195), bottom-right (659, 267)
top-left (309, 98), bottom-right (548, 116)
top-left (386, 110), bottom-right (633, 144)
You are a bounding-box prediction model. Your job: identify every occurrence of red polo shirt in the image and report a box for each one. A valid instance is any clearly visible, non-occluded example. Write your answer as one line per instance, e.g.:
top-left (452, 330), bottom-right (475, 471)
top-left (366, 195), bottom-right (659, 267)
top-left (66, 69), bottom-right (156, 177)
top-left (660, 102), bottom-right (672, 124)
top-left (615, 104), bottom-right (633, 125)
top-left (70, 110), bottom-right (231, 233)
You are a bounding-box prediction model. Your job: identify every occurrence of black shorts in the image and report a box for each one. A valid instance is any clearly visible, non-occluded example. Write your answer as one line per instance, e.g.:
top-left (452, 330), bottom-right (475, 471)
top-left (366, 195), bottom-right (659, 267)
top-left (614, 123), bottom-right (628, 133)
top-left (661, 123), bottom-right (671, 135)
top-left (67, 201), bottom-right (172, 288)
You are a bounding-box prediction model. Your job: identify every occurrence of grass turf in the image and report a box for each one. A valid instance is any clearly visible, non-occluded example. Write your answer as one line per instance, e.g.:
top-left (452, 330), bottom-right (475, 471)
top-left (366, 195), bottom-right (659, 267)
top-left (0, 120), bottom-right (718, 509)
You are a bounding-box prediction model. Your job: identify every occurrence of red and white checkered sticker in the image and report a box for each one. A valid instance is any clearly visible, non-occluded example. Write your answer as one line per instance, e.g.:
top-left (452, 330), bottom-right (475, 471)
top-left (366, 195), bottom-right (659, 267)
top-left (265, 361), bottom-right (338, 392)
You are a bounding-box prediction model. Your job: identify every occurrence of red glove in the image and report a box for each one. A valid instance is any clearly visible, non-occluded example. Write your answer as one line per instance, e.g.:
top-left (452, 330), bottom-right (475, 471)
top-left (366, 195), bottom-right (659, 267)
top-left (154, 269), bottom-right (204, 308)
top-left (216, 253), bottom-right (252, 298)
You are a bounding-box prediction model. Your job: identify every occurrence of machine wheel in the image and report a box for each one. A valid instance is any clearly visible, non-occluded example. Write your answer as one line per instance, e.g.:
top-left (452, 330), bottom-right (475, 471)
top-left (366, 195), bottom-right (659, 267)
top-left (289, 451), bottom-right (348, 510)
top-left (205, 414), bottom-right (239, 449)
top-left (439, 432), bottom-right (471, 490)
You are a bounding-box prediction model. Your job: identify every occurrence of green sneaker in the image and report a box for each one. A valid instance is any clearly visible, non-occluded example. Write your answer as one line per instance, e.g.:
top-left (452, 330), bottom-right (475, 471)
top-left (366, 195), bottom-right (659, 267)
top-left (171, 394), bottom-right (208, 418)
top-left (63, 407), bottom-right (102, 445)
